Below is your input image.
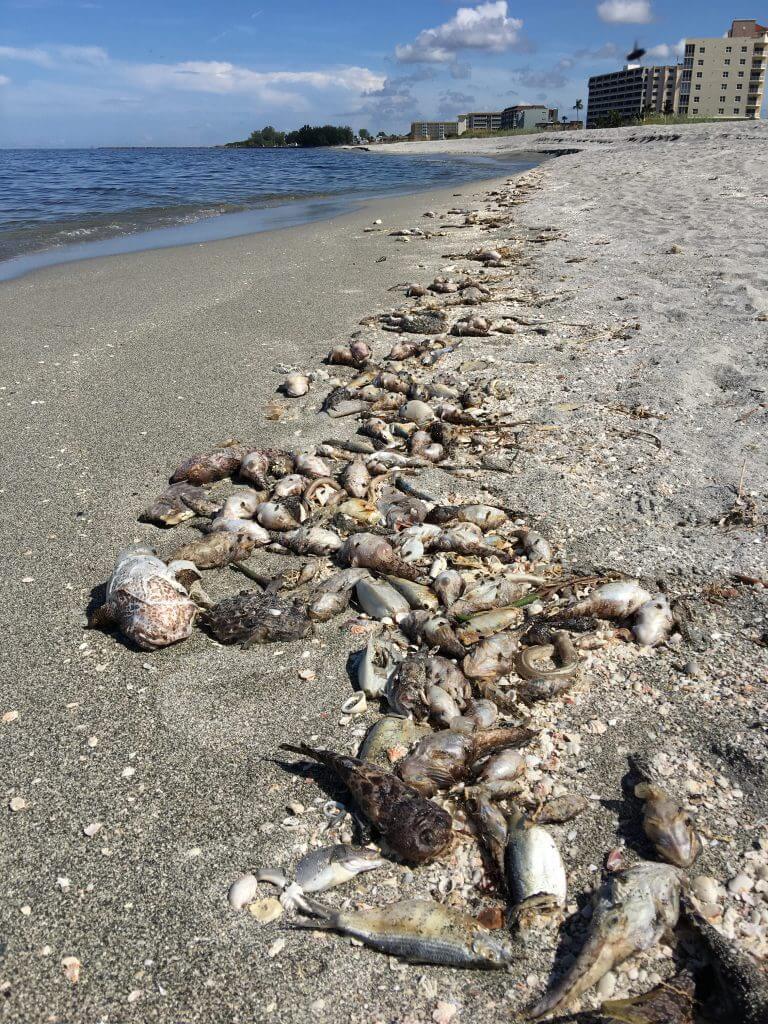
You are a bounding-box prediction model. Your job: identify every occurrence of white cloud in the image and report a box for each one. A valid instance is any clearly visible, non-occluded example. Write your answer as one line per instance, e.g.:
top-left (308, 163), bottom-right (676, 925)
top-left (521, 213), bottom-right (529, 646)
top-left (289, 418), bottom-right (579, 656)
top-left (0, 75), bottom-right (10, 86)
top-left (0, 44), bottom-right (108, 67)
top-left (596, 0), bottom-right (652, 24)
top-left (128, 61), bottom-right (385, 100)
top-left (396, 1), bottom-right (524, 64)
top-left (646, 39), bottom-right (686, 60)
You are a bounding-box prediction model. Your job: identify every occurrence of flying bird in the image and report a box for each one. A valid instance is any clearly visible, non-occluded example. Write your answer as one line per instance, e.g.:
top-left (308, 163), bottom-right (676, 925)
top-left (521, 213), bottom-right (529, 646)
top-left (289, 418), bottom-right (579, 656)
top-left (626, 41), bottom-right (647, 62)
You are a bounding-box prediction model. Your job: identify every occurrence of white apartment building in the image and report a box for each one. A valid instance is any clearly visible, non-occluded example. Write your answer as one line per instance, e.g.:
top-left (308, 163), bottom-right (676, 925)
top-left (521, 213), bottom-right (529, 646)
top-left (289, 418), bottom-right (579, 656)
top-left (679, 19), bottom-right (767, 119)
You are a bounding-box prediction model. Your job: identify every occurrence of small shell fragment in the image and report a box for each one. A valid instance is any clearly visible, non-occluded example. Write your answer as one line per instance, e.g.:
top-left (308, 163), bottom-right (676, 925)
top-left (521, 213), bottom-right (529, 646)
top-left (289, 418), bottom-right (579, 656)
top-left (248, 898), bottom-right (284, 923)
top-left (341, 692), bottom-right (368, 717)
top-left (228, 873), bottom-right (259, 910)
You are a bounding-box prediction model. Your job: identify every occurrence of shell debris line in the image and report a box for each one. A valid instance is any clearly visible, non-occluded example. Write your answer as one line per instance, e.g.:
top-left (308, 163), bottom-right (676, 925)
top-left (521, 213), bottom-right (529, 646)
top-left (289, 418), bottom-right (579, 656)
top-left (87, 169), bottom-right (768, 1021)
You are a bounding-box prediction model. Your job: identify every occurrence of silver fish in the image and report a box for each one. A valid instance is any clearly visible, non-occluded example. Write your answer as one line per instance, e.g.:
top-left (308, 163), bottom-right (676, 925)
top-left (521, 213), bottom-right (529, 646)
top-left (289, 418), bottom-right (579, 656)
top-left (456, 607), bottom-right (523, 646)
top-left (356, 577), bottom-right (411, 621)
top-left (294, 897), bottom-right (516, 968)
top-left (278, 526), bottom-right (343, 556)
top-left (295, 845), bottom-right (384, 892)
top-left (383, 575), bottom-right (439, 611)
top-left (529, 861), bottom-right (681, 1019)
top-left (506, 807), bottom-right (567, 918)
top-left (568, 580), bottom-right (652, 620)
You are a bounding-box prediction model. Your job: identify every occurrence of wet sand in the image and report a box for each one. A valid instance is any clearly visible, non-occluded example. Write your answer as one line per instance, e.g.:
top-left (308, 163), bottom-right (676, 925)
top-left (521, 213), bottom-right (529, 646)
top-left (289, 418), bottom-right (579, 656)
top-left (2, 123), bottom-right (767, 1023)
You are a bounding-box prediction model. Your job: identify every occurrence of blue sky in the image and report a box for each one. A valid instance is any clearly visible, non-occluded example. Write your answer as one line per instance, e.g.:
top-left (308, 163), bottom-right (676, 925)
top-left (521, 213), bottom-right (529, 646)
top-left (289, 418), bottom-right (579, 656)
top-left (0, 1), bottom-right (753, 146)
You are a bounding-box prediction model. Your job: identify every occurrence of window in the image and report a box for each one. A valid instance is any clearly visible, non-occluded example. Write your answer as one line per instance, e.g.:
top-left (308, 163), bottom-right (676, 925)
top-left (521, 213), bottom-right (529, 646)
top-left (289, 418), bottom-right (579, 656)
top-left (720, 95), bottom-right (727, 102)
top-left (697, 60), bottom-right (704, 65)
top-left (718, 108), bottom-right (724, 113)
top-left (696, 72), bottom-right (703, 78)
top-left (740, 59), bottom-right (746, 65)
top-left (723, 71), bottom-right (729, 77)
top-left (739, 71), bottom-right (745, 77)
top-left (724, 59), bottom-right (731, 65)
top-left (699, 46), bottom-right (705, 52)
top-left (726, 46), bottom-right (732, 52)
top-left (695, 84), bottom-right (701, 90)
top-left (737, 83), bottom-right (743, 90)
top-left (734, 107), bottom-right (740, 113)
top-left (742, 46), bottom-right (748, 52)
top-left (692, 108), bottom-right (699, 113)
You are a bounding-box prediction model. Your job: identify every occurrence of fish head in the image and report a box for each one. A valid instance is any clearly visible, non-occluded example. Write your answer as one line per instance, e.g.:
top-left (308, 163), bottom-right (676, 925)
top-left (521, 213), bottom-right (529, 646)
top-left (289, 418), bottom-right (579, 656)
top-left (395, 804), bottom-right (453, 864)
top-left (470, 931), bottom-right (515, 968)
top-left (645, 801), bottom-right (701, 868)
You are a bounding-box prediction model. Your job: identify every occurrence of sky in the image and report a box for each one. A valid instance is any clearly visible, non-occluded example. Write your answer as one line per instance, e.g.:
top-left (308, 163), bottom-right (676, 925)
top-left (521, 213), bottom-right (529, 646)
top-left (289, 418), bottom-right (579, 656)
top-left (0, 1), bottom-right (755, 146)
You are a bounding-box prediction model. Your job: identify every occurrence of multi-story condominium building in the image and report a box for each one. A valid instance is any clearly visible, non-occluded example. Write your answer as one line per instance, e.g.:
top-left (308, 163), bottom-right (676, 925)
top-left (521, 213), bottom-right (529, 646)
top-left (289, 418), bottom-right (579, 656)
top-left (587, 64), bottom-right (683, 127)
top-left (409, 121), bottom-right (459, 141)
top-left (678, 19), bottom-right (767, 119)
top-left (457, 111), bottom-right (502, 132)
top-left (500, 104), bottom-right (558, 129)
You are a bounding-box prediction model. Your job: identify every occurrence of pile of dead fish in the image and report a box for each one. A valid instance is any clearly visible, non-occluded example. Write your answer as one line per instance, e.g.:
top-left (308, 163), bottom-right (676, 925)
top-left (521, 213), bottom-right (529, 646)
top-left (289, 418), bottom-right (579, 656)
top-left (88, 182), bottom-right (758, 1021)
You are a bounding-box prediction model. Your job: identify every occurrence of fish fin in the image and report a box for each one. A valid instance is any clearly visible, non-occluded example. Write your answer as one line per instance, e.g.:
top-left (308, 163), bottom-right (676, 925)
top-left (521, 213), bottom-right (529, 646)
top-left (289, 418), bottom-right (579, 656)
top-left (292, 895), bottom-right (338, 922)
top-left (634, 782), bottom-right (663, 801)
top-left (87, 604), bottom-right (113, 630)
top-left (279, 742), bottom-right (319, 762)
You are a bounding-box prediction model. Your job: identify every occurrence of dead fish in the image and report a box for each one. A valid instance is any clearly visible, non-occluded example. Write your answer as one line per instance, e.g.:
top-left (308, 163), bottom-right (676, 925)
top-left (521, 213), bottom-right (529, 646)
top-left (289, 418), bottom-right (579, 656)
top-left (294, 896), bottom-right (515, 968)
top-left (294, 845), bottom-right (384, 893)
top-left (170, 530), bottom-right (256, 569)
top-left (506, 807), bottom-right (567, 918)
top-left (425, 656), bottom-right (470, 705)
top-left (518, 529), bottom-right (552, 563)
top-left (383, 575), bottom-right (439, 611)
top-left (528, 862), bottom-right (681, 1019)
top-left (452, 579), bottom-right (530, 619)
top-left (294, 452), bottom-right (332, 479)
top-left (474, 748), bottom-right (525, 787)
top-left (308, 568), bottom-right (369, 622)
top-left (463, 633), bottom-right (518, 681)
top-left (629, 754), bottom-right (701, 868)
top-left (239, 450), bottom-right (270, 489)
top-left (514, 631), bottom-right (580, 702)
top-left (568, 580), bottom-right (652, 620)
top-left (456, 607), bottom-right (523, 646)
top-left (341, 533), bottom-right (420, 582)
top-left (140, 481), bottom-right (220, 527)
top-left (399, 611), bottom-right (464, 658)
top-left (534, 794), bottom-right (590, 825)
top-left (386, 654), bottom-right (432, 720)
top-left (358, 715), bottom-right (431, 767)
top-left (336, 498), bottom-right (383, 527)
top-left (279, 743), bottom-right (453, 864)
top-left (464, 788), bottom-right (507, 883)
top-left (434, 569), bottom-right (462, 606)
top-left (256, 498), bottom-right (308, 531)
top-left (220, 490), bottom-right (263, 520)
top-left (342, 457), bottom-right (371, 498)
top-left (88, 544), bottom-right (197, 650)
top-left (429, 505), bottom-right (508, 530)
top-left (204, 590), bottom-right (312, 647)
top-left (278, 526), bottom-right (343, 556)
top-left (398, 727), bottom-right (533, 797)
top-left (522, 614), bottom-right (597, 646)
top-left (450, 698), bottom-right (499, 735)
top-left (598, 968), bottom-right (696, 1024)
top-left (632, 594), bottom-right (674, 646)
top-left (304, 477), bottom-right (344, 508)
top-left (357, 632), bottom-right (404, 699)
top-left (356, 577), bottom-right (411, 621)
top-left (682, 896), bottom-right (768, 1024)
top-left (171, 442), bottom-right (250, 485)
top-left (399, 399), bottom-right (436, 426)
top-left (272, 474), bottom-right (307, 498)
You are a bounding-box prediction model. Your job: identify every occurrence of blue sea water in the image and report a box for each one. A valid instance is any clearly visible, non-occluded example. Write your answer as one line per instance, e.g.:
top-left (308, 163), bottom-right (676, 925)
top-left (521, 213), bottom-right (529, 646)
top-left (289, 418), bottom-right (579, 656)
top-left (0, 146), bottom-right (540, 279)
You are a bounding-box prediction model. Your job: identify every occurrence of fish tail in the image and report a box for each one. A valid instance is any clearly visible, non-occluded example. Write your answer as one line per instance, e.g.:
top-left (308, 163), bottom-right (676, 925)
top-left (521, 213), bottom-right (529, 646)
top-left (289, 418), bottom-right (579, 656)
top-left (279, 742), bottom-right (322, 762)
top-left (292, 894), bottom-right (339, 924)
top-left (472, 726), bottom-right (535, 758)
top-left (527, 940), bottom-right (617, 1019)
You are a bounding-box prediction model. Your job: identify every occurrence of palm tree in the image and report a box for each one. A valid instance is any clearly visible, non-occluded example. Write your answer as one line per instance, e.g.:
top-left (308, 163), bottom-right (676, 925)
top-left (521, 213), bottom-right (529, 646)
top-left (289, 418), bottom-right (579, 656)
top-left (573, 98), bottom-right (584, 124)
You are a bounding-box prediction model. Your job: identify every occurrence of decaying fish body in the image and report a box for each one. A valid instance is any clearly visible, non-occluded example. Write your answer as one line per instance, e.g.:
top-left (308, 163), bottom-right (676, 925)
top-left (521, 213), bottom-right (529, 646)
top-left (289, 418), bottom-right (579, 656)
top-left (474, 748), bottom-right (525, 787)
top-left (90, 544), bottom-right (197, 650)
top-left (278, 526), bottom-right (343, 556)
top-left (462, 632), bottom-right (516, 681)
top-left (357, 631), bottom-right (403, 698)
top-left (682, 896), bottom-right (768, 1024)
top-left (280, 743), bottom-right (453, 864)
top-left (140, 481), bottom-right (220, 527)
top-left (294, 844), bottom-right (385, 893)
top-left (433, 570), bottom-right (464, 608)
top-left (336, 498), bottom-right (383, 526)
top-left (568, 580), bottom-right (652, 620)
top-left (341, 457), bottom-right (371, 498)
top-left (632, 594), bottom-right (674, 647)
top-left (256, 498), bottom-right (308, 531)
top-left (169, 530), bottom-right (256, 569)
top-left (456, 606), bottom-right (523, 645)
top-left (171, 443), bottom-right (250, 485)
top-left (383, 575), bottom-right (439, 611)
top-left (386, 654), bottom-right (468, 722)
top-left (514, 632), bottom-right (580, 702)
top-left (534, 794), bottom-right (590, 825)
top-left (464, 788), bottom-right (508, 882)
top-left (358, 715), bottom-right (431, 767)
top-left (451, 578), bottom-right (531, 618)
top-left (629, 754), bottom-right (700, 868)
top-left (599, 968), bottom-right (695, 1024)
top-left (294, 896), bottom-right (516, 968)
top-left (400, 611), bottom-right (465, 659)
top-left (308, 569), bottom-right (369, 622)
top-left (341, 533), bottom-right (421, 582)
top-left (397, 726), bottom-right (533, 797)
top-left (204, 590), bottom-right (312, 646)
top-left (529, 862), bottom-right (681, 1019)
top-left (506, 808), bottom-right (567, 919)
top-left (356, 576), bottom-right (411, 621)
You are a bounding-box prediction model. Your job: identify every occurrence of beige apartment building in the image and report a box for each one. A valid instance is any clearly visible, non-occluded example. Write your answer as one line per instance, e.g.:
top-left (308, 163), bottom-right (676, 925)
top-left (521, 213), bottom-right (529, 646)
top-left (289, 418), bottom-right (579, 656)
top-left (679, 19), bottom-right (767, 118)
top-left (409, 121), bottom-right (458, 141)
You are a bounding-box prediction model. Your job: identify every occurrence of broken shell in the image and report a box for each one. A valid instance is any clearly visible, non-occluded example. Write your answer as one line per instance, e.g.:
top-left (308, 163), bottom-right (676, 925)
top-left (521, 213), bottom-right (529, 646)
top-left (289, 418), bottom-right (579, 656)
top-left (341, 692), bottom-right (367, 717)
top-left (248, 897), bottom-right (284, 923)
top-left (283, 373), bottom-right (310, 398)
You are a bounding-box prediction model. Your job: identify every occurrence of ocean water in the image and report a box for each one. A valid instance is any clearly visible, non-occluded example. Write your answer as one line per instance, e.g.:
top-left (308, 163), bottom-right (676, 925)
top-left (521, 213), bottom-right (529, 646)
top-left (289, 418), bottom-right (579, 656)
top-left (0, 147), bottom-right (540, 278)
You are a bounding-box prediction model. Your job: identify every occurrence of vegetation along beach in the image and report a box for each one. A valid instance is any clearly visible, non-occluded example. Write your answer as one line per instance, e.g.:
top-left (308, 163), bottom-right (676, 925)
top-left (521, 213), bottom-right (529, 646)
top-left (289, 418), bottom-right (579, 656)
top-left (2, 117), bottom-right (767, 1023)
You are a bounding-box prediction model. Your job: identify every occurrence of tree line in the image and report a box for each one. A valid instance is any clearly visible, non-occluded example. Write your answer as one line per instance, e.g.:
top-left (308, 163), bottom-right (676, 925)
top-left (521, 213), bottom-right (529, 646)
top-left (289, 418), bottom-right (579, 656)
top-left (226, 124), bottom-right (355, 148)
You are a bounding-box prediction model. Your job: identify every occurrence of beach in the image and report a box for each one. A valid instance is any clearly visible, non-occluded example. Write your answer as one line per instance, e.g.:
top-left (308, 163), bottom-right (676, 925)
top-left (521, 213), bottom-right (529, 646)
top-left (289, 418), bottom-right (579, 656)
top-left (1, 122), bottom-right (767, 1023)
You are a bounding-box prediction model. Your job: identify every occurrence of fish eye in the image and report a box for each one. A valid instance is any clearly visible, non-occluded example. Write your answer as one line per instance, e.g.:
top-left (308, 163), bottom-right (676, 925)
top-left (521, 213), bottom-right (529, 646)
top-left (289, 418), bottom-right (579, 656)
top-left (419, 828), bottom-right (434, 846)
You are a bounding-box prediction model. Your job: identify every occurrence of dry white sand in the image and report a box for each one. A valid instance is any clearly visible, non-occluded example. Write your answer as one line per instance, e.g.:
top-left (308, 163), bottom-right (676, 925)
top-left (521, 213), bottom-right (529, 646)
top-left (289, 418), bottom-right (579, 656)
top-left (1, 122), bottom-right (766, 1022)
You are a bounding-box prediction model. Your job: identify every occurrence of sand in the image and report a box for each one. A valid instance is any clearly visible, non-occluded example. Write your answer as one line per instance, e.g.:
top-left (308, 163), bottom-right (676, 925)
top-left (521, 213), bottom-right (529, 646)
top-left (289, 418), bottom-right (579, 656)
top-left (1, 122), bottom-right (766, 1023)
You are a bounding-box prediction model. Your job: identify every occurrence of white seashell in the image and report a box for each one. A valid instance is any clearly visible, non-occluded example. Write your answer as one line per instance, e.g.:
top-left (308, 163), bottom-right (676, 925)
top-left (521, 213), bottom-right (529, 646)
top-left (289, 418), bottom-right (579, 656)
top-left (283, 373), bottom-right (309, 398)
top-left (341, 692), bottom-right (367, 717)
top-left (228, 873), bottom-right (258, 910)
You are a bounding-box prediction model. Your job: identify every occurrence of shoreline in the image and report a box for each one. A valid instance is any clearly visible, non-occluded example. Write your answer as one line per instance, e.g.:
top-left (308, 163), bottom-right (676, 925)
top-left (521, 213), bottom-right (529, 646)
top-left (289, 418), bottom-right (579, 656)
top-left (0, 150), bottom-right (541, 282)
top-left (2, 123), bottom-right (767, 1023)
